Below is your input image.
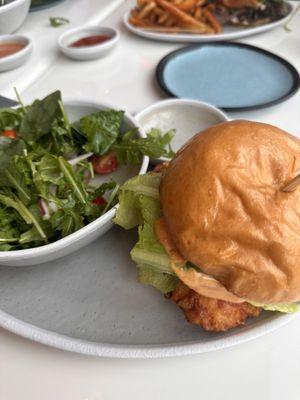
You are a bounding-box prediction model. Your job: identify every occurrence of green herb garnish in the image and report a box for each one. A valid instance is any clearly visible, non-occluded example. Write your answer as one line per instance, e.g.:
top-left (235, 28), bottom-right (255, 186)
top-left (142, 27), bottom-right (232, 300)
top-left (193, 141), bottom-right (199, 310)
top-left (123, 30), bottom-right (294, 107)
top-left (49, 17), bottom-right (70, 27)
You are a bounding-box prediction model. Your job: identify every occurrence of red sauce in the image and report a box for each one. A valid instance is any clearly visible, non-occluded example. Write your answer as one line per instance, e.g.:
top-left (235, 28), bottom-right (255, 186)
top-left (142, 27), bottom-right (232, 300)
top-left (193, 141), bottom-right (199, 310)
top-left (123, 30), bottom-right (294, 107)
top-left (0, 42), bottom-right (25, 59)
top-left (69, 35), bottom-right (111, 48)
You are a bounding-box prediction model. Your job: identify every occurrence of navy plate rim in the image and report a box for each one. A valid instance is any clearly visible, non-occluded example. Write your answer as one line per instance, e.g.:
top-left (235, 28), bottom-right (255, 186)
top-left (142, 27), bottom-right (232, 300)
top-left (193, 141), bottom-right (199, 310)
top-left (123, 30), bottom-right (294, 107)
top-left (30, 0), bottom-right (65, 12)
top-left (156, 42), bottom-right (300, 112)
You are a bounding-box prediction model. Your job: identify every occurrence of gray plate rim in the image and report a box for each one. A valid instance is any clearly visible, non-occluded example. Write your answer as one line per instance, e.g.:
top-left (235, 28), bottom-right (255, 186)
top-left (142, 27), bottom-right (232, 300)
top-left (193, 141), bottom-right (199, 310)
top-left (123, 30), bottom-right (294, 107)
top-left (0, 308), bottom-right (296, 358)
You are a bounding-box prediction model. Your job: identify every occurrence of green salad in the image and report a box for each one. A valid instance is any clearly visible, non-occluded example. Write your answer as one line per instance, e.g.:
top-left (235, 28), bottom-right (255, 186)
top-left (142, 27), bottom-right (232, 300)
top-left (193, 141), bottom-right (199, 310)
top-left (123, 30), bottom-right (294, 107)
top-left (0, 90), bottom-right (174, 251)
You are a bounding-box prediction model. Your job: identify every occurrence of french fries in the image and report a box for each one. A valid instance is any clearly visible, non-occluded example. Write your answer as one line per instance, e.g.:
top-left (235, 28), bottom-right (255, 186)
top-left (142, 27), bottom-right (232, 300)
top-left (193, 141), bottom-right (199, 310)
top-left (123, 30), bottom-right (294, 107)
top-left (129, 0), bottom-right (222, 35)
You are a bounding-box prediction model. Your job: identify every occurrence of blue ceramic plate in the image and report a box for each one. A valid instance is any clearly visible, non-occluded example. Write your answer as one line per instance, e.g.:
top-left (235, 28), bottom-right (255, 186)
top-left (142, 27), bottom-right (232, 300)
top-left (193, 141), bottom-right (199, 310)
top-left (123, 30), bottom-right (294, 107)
top-left (30, 0), bottom-right (65, 12)
top-left (156, 43), bottom-right (300, 111)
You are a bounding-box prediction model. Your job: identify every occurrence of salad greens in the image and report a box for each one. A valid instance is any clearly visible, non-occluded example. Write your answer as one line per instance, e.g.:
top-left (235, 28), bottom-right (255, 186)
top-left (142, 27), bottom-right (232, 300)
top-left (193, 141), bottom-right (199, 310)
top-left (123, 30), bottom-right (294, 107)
top-left (114, 173), bottom-right (179, 294)
top-left (49, 17), bottom-right (70, 27)
top-left (114, 173), bottom-right (299, 313)
top-left (0, 90), bottom-right (173, 250)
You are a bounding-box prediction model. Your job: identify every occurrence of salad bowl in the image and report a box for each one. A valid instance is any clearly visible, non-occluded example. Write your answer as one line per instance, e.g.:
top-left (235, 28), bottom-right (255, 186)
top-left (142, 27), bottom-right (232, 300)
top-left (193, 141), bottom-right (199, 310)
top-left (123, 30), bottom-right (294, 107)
top-left (0, 99), bottom-right (149, 267)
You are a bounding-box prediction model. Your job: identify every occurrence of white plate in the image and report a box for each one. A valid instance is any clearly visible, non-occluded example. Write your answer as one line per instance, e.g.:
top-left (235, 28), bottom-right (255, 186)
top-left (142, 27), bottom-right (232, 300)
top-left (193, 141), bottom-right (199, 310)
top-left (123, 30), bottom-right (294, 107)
top-left (0, 226), bottom-right (297, 358)
top-left (123, 4), bottom-right (293, 43)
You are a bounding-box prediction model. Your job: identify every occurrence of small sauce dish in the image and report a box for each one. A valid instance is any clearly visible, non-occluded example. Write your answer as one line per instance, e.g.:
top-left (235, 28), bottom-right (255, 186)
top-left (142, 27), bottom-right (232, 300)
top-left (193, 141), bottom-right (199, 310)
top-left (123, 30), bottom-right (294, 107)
top-left (0, 35), bottom-right (32, 72)
top-left (58, 26), bottom-right (120, 61)
top-left (136, 98), bottom-right (229, 163)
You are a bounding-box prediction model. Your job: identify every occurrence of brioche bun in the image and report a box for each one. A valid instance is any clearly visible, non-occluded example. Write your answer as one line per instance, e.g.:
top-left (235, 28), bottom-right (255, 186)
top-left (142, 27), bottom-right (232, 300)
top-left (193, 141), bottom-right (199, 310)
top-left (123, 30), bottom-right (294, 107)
top-left (160, 120), bottom-right (300, 304)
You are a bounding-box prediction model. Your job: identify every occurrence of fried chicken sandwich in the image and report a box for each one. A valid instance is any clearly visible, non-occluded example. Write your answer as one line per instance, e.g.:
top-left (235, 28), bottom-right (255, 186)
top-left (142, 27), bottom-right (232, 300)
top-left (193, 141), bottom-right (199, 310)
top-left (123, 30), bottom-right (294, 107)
top-left (215, 0), bottom-right (290, 27)
top-left (114, 120), bottom-right (300, 332)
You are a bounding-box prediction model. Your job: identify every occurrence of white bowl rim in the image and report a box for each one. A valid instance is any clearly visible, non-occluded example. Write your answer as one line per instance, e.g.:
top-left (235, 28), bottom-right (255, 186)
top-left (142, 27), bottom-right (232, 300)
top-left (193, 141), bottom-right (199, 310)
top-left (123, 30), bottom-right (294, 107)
top-left (58, 26), bottom-right (120, 54)
top-left (136, 98), bottom-right (229, 163)
top-left (0, 98), bottom-right (148, 261)
top-left (0, 0), bottom-right (28, 14)
top-left (0, 35), bottom-right (32, 64)
top-left (136, 98), bottom-right (230, 122)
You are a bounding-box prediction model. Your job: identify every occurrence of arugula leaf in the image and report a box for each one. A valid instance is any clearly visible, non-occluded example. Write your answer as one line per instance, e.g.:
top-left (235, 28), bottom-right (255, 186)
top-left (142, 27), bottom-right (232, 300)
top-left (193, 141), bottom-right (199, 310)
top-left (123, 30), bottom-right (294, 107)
top-left (49, 194), bottom-right (84, 237)
top-left (0, 192), bottom-right (48, 243)
top-left (112, 128), bottom-right (175, 165)
top-left (0, 108), bottom-right (22, 132)
top-left (0, 136), bottom-right (25, 169)
top-left (49, 17), bottom-right (70, 27)
top-left (0, 205), bottom-right (21, 245)
top-left (19, 227), bottom-right (45, 245)
top-left (37, 154), bottom-right (61, 184)
top-left (0, 140), bottom-right (31, 203)
top-left (80, 110), bottom-right (124, 155)
top-left (58, 157), bottom-right (88, 205)
top-left (90, 181), bottom-right (117, 200)
top-left (20, 91), bottom-right (62, 140)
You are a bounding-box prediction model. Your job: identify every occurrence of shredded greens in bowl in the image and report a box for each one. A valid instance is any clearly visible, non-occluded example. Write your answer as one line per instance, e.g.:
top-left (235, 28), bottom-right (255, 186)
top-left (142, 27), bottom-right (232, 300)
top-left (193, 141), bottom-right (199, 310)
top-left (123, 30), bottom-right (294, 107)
top-left (0, 90), bottom-right (174, 251)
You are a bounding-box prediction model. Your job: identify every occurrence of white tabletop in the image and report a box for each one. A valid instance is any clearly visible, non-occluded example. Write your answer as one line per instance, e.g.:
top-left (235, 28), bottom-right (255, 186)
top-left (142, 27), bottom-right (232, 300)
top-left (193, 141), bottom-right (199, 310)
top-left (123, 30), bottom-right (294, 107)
top-left (1, 1), bottom-right (300, 398)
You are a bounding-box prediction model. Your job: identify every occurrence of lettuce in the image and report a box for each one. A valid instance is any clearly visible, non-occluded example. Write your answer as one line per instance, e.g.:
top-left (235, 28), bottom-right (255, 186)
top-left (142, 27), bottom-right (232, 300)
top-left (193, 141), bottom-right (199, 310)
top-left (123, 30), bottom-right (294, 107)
top-left (249, 302), bottom-right (300, 313)
top-left (114, 173), bottom-right (161, 229)
top-left (138, 265), bottom-right (178, 293)
top-left (114, 173), bottom-right (178, 293)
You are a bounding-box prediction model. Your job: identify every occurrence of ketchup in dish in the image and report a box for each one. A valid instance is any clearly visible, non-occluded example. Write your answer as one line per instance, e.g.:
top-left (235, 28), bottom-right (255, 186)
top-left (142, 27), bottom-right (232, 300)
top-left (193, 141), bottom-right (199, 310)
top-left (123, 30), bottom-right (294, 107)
top-left (69, 35), bottom-right (111, 48)
top-left (0, 42), bottom-right (25, 58)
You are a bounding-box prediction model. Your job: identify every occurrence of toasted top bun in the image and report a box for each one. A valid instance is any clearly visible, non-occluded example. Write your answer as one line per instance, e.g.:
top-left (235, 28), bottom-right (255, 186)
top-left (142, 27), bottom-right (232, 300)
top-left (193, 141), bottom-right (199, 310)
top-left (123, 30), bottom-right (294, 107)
top-left (219, 0), bottom-right (259, 9)
top-left (160, 120), bottom-right (300, 304)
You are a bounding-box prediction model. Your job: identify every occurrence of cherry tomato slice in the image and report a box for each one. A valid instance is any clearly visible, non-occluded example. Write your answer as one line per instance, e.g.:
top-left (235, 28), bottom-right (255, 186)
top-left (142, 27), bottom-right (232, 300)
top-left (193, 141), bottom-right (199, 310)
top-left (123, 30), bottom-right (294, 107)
top-left (91, 151), bottom-right (118, 175)
top-left (1, 130), bottom-right (17, 139)
top-left (92, 196), bottom-right (107, 206)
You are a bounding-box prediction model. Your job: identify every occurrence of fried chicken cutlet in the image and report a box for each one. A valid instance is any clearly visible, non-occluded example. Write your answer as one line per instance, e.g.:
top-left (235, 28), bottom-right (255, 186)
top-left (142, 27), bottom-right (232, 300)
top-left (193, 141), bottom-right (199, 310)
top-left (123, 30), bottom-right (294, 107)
top-left (169, 282), bottom-right (261, 332)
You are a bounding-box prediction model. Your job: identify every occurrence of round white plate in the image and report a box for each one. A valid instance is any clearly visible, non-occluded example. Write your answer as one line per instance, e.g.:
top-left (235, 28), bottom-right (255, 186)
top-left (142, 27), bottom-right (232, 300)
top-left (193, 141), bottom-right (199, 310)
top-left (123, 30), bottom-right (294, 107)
top-left (123, 4), bottom-right (293, 43)
top-left (0, 226), bottom-right (297, 358)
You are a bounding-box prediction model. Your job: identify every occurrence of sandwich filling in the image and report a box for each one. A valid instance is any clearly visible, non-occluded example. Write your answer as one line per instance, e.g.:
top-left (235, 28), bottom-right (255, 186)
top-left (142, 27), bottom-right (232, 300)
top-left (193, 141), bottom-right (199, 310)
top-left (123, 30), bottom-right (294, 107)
top-left (114, 172), bottom-right (299, 319)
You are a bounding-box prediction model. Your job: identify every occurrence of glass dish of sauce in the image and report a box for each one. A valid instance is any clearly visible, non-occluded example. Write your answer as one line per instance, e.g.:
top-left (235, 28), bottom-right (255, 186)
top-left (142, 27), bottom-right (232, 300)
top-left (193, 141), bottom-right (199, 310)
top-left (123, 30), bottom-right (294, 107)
top-left (0, 42), bottom-right (25, 59)
top-left (69, 35), bottom-right (111, 48)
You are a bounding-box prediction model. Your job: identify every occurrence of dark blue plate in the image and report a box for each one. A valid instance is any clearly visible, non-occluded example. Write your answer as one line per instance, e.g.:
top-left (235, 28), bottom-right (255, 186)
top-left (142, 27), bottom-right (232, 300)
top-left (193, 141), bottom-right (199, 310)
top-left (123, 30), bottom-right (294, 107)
top-left (30, 0), bottom-right (65, 12)
top-left (156, 42), bottom-right (300, 112)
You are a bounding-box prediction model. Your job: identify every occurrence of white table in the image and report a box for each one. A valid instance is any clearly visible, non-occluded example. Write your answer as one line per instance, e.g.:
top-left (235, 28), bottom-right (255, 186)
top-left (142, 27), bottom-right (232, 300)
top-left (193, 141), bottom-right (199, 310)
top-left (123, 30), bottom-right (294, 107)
top-left (1, 1), bottom-right (300, 398)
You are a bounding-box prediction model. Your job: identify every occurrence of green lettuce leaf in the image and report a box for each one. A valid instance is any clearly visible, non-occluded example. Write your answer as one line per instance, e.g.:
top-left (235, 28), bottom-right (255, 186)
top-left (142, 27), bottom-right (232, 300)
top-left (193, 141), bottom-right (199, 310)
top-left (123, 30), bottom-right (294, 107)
top-left (138, 266), bottom-right (178, 293)
top-left (249, 302), bottom-right (300, 313)
top-left (0, 192), bottom-right (48, 243)
top-left (80, 110), bottom-right (124, 155)
top-left (114, 173), bottom-right (161, 229)
top-left (0, 136), bottom-right (25, 170)
top-left (0, 108), bottom-right (22, 132)
top-left (112, 128), bottom-right (175, 165)
top-left (20, 91), bottom-right (62, 140)
top-left (114, 173), bottom-right (178, 293)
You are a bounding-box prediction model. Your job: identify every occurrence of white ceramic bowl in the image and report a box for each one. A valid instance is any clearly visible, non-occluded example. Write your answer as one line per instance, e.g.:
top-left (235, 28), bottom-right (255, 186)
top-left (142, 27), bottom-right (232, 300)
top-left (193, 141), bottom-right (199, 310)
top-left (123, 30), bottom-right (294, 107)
top-left (0, 99), bottom-right (148, 267)
top-left (136, 98), bottom-right (229, 163)
top-left (0, 34), bottom-right (32, 72)
top-left (58, 26), bottom-right (120, 61)
top-left (0, 0), bottom-right (30, 34)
